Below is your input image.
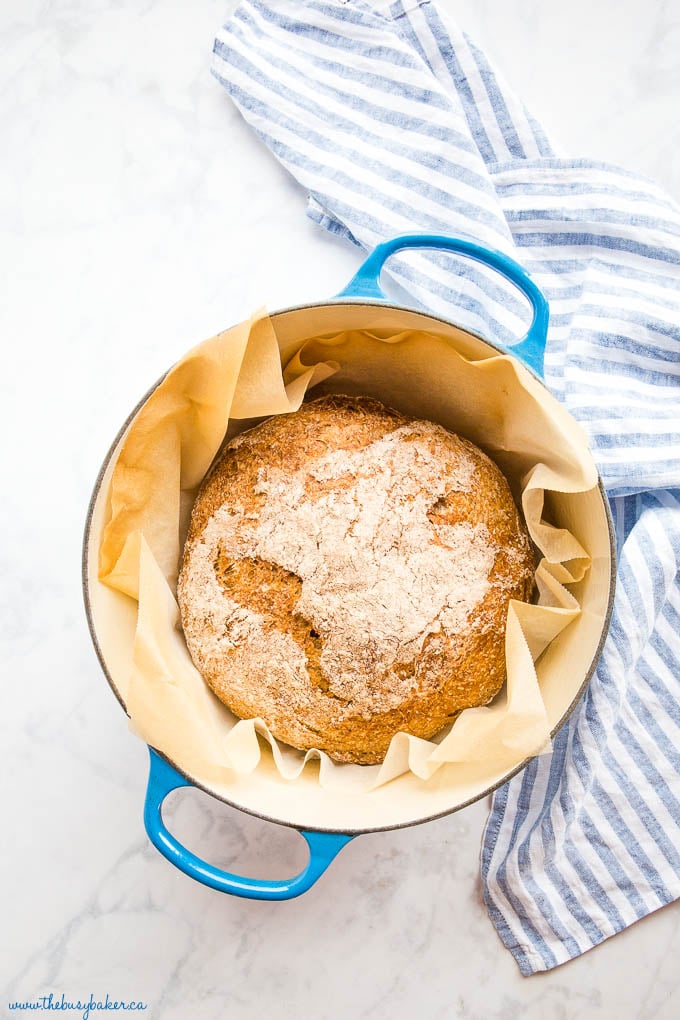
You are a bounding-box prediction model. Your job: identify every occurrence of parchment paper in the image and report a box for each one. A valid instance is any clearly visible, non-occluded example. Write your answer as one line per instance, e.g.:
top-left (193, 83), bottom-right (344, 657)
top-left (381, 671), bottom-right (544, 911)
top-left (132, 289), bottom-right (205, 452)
top-left (99, 310), bottom-right (599, 793)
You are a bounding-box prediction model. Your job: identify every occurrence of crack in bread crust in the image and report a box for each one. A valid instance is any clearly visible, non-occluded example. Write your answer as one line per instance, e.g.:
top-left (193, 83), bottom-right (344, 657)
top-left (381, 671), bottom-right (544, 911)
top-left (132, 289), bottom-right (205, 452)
top-left (214, 552), bottom-right (344, 698)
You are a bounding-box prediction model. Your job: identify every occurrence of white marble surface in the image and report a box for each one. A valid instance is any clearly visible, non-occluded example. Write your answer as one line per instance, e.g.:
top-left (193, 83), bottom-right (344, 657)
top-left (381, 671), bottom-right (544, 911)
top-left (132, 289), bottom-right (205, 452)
top-left (2, 0), bottom-right (680, 1016)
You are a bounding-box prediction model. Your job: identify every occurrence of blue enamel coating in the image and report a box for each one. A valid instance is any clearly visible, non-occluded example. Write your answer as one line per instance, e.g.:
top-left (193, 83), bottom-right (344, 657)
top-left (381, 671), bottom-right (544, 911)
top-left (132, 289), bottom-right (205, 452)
top-left (143, 748), bottom-right (353, 899)
top-left (336, 233), bottom-right (549, 378)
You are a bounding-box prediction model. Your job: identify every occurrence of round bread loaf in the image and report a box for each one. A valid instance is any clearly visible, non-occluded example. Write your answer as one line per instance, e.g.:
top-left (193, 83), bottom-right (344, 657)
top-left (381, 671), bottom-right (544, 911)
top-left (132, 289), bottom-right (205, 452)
top-left (177, 395), bottom-right (534, 765)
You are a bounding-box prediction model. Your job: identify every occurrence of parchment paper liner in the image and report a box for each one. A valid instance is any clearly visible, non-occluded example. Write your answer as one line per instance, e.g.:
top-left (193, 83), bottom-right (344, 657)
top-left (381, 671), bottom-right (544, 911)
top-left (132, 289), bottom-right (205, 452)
top-left (99, 311), bottom-right (598, 793)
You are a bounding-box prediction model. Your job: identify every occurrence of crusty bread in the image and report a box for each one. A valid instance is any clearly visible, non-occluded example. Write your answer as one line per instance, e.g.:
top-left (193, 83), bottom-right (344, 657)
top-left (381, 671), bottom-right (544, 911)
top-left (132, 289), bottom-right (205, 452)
top-left (177, 395), bottom-right (534, 765)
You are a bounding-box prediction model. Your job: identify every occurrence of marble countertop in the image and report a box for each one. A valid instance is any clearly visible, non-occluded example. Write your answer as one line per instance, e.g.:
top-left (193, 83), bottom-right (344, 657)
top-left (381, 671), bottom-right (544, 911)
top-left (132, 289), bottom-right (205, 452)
top-left (2, 0), bottom-right (679, 1016)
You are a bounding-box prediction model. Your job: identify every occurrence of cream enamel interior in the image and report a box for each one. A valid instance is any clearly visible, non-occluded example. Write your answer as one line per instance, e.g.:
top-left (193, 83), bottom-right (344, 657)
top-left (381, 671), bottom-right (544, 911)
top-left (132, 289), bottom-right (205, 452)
top-left (84, 301), bottom-right (614, 833)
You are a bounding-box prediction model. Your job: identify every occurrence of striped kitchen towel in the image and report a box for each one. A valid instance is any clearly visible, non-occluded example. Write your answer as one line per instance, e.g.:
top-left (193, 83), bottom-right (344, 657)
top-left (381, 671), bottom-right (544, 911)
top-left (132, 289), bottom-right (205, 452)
top-left (212, 0), bottom-right (680, 974)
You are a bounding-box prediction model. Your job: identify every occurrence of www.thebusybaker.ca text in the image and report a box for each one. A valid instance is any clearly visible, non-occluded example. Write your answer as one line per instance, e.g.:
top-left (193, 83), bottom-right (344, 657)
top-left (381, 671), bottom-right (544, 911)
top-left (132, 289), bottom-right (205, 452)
top-left (8, 993), bottom-right (148, 1020)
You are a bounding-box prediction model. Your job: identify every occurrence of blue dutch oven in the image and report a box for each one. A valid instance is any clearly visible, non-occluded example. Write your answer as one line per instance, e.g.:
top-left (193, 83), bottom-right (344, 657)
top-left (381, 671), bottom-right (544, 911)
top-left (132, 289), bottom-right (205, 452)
top-left (83, 235), bottom-right (615, 901)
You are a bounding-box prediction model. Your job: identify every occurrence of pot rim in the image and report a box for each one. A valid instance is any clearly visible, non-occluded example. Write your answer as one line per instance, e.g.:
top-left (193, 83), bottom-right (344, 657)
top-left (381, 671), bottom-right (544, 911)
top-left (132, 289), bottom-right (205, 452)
top-left (82, 298), bottom-right (617, 835)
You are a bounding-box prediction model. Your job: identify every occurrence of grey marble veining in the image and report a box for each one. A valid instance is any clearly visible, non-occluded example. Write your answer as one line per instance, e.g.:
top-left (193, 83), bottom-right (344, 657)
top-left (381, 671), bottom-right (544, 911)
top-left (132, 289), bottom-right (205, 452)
top-left (2, 0), bottom-right (680, 1017)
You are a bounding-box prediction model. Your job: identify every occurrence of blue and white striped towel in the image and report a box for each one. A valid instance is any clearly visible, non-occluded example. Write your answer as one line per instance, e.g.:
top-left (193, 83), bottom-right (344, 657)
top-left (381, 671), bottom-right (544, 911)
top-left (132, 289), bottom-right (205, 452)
top-left (212, 0), bottom-right (680, 974)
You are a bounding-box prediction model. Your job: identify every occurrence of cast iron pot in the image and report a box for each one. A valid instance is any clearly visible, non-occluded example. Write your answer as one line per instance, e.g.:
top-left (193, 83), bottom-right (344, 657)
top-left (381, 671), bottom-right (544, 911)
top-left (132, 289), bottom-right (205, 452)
top-left (83, 234), bottom-right (616, 900)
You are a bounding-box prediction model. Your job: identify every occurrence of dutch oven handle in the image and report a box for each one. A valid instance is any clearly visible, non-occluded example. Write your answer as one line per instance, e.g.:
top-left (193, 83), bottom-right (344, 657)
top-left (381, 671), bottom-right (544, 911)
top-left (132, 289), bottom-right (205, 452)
top-left (335, 233), bottom-right (549, 378)
top-left (144, 749), bottom-right (354, 899)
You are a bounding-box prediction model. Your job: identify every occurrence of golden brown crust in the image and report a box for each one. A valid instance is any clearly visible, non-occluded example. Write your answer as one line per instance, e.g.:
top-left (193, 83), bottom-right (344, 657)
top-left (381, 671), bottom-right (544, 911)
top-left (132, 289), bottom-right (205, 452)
top-left (177, 395), bottom-right (534, 765)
